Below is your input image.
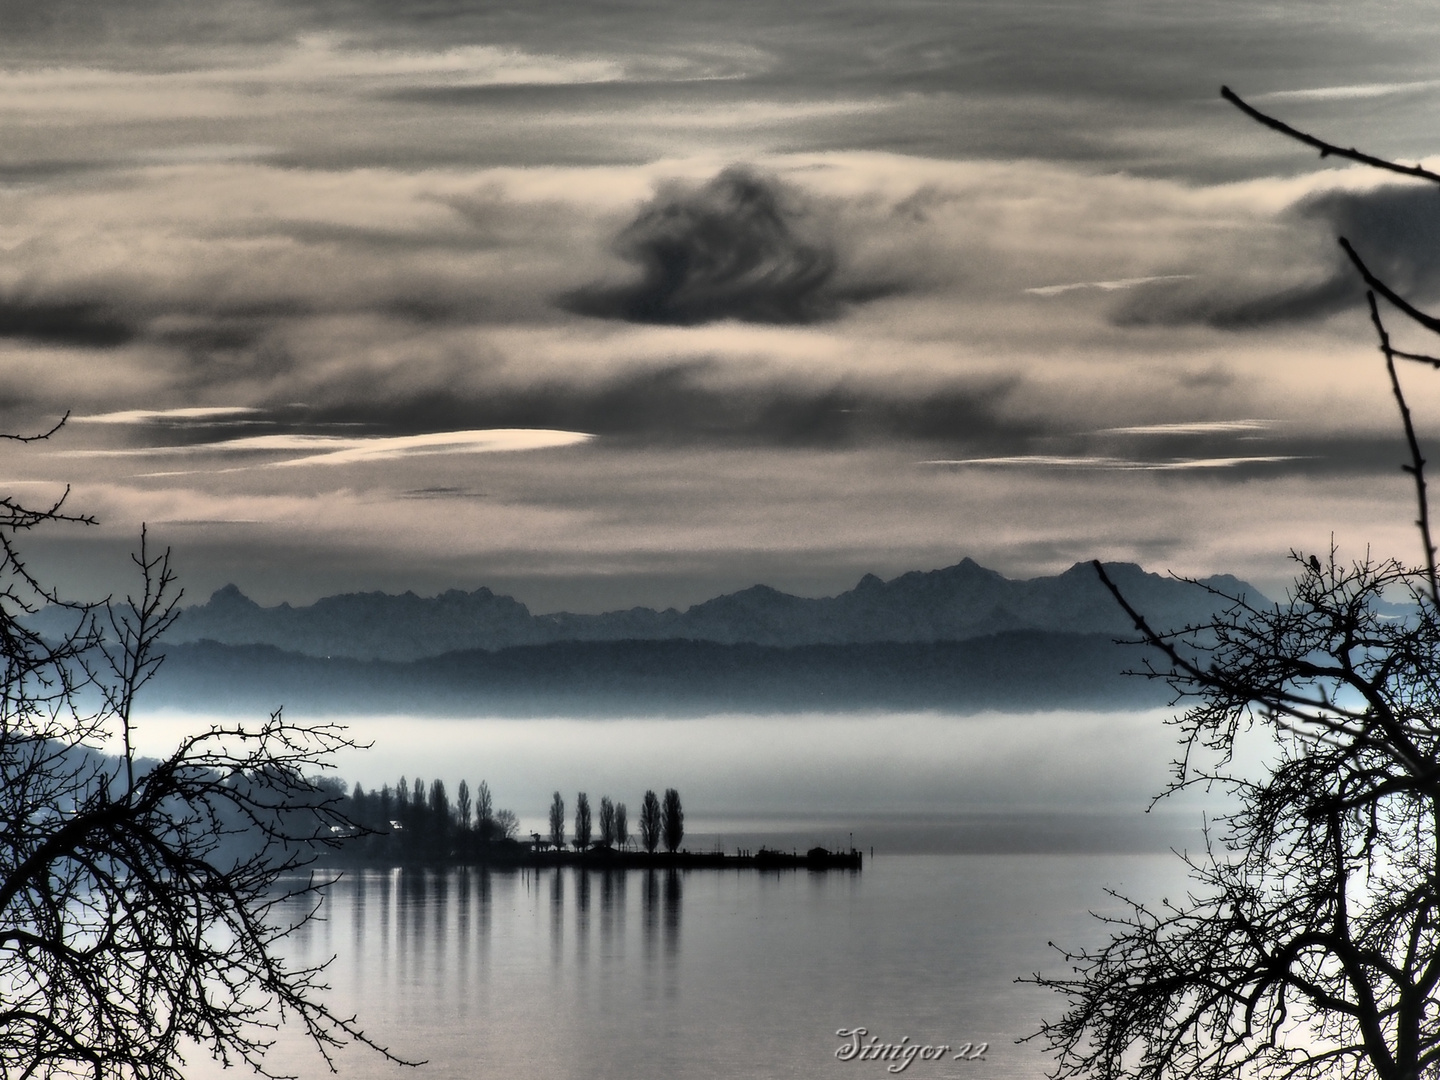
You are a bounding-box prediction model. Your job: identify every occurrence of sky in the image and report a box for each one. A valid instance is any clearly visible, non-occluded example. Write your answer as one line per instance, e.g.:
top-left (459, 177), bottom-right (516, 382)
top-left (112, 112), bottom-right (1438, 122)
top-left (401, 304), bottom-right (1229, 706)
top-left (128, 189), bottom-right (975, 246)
top-left (8, 0), bottom-right (1440, 612)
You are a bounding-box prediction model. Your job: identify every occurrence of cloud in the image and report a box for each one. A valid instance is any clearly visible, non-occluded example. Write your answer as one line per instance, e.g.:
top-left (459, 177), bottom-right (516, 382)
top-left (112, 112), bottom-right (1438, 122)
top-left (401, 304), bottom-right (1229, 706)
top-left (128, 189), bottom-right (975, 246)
top-left (561, 166), bottom-right (893, 325)
top-left (1095, 420), bottom-right (1276, 436)
top-left (0, 298), bottom-right (137, 348)
top-left (259, 428), bottom-right (594, 466)
top-left (1111, 183), bottom-right (1440, 329)
top-left (1025, 274), bottom-right (1193, 297)
top-left (1254, 80), bottom-right (1440, 103)
top-left (66, 428), bottom-right (594, 469)
top-left (920, 454), bottom-right (1302, 471)
top-left (285, 365), bottom-right (1033, 449)
top-left (72, 406), bottom-right (264, 425)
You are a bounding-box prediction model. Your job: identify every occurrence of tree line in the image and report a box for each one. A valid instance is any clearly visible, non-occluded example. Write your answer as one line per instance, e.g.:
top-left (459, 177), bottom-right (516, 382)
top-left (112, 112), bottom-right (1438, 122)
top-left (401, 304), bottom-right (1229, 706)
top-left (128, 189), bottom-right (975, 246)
top-left (545, 787), bottom-right (684, 853)
top-left (338, 778), bottom-right (686, 861)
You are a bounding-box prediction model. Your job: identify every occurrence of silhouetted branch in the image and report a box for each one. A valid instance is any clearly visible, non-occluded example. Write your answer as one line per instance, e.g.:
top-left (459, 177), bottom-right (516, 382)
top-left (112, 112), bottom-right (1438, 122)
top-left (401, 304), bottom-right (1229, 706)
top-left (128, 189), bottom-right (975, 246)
top-left (0, 421), bottom-right (414, 1080)
top-left (1034, 89), bottom-right (1440, 1080)
top-left (1366, 292), bottom-right (1440, 603)
top-left (1221, 87), bottom-right (1440, 186)
top-left (0, 412), bottom-right (71, 444)
top-left (1340, 238), bottom-right (1440, 334)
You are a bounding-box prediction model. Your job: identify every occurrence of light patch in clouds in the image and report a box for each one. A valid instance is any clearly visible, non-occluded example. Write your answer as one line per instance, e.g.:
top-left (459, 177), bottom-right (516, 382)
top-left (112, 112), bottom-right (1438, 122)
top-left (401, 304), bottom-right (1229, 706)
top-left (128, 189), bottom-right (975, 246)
top-left (258, 428), bottom-right (595, 467)
top-left (0, 38), bottom-right (636, 119)
top-left (73, 407), bottom-right (264, 425)
top-left (1254, 80), bottom-right (1440, 103)
top-left (1025, 275), bottom-right (1195, 297)
top-left (272, 34), bottom-right (628, 88)
top-left (1096, 420), bottom-right (1277, 436)
top-left (59, 428), bottom-right (594, 472)
top-left (921, 454), bottom-right (1302, 471)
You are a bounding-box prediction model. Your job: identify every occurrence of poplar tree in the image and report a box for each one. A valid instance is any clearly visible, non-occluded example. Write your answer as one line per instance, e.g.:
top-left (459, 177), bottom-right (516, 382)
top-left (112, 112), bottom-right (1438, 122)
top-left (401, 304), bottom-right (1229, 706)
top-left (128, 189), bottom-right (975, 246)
top-left (574, 792), bottom-right (592, 850)
top-left (549, 791), bottom-right (566, 849)
top-left (639, 790), bottom-right (662, 853)
top-left (662, 788), bottom-right (684, 853)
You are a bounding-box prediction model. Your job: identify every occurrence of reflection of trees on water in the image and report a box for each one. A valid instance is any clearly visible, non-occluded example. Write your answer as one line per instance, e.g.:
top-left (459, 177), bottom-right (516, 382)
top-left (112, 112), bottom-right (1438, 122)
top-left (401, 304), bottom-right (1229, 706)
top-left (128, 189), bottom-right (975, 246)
top-left (642, 869), bottom-right (659, 965)
top-left (550, 868), bottom-right (565, 966)
top-left (300, 867), bottom-right (686, 1001)
top-left (576, 868), bottom-right (591, 966)
top-left (641, 869), bottom-right (684, 965)
top-left (664, 870), bottom-right (682, 958)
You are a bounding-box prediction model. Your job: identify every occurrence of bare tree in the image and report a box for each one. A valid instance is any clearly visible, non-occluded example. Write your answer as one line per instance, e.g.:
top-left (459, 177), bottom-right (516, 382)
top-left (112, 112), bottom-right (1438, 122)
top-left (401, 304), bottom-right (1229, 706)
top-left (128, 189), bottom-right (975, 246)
top-left (598, 795), bottom-right (616, 847)
top-left (639, 789), bottom-right (662, 854)
top-left (549, 790), bottom-right (566, 850)
top-left (574, 791), bottom-right (592, 850)
top-left (614, 801), bottom-right (629, 851)
top-left (661, 788), bottom-right (684, 853)
top-left (491, 807), bottom-right (519, 840)
top-left (0, 459), bottom-right (408, 1080)
top-left (1029, 91), bottom-right (1440, 1080)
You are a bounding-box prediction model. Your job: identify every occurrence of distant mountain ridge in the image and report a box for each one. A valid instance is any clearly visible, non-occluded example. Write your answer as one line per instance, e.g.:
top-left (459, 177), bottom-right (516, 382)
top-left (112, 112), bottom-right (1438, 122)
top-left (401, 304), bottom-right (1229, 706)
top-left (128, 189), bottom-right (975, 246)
top-left (147, 559), bottom-right (1266, 663)
top-left (142, 633), bottom-right (1168, 717)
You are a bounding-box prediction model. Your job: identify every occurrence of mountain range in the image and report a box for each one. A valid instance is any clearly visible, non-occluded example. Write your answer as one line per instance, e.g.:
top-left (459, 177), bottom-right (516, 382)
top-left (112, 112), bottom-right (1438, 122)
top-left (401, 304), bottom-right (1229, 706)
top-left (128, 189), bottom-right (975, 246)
top-left (153, 559), bottom-right (1264, 663)
top-left (23, 558), bottom-right (1270, 715)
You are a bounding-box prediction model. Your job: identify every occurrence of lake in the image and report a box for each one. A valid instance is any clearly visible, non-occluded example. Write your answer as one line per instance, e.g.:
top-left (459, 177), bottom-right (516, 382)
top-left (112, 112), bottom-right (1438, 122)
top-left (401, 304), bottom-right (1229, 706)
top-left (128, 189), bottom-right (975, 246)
top-left (180, 852), bottom-right (1193, 1080)
top-left (147, 709), bottom-right (1214, 1079)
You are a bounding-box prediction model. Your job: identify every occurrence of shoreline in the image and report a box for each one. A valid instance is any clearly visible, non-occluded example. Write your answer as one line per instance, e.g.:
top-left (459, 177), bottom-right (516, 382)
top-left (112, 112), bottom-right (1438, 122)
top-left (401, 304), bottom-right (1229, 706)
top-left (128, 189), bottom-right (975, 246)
top-left (327, 843), bottom-right (864, 872)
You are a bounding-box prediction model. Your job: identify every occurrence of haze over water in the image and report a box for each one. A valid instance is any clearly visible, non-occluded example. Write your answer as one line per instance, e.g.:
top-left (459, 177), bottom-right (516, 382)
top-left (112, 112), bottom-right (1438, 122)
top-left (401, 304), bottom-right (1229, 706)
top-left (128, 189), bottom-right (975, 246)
top-left (130, 709), bottom-right (1213, 851)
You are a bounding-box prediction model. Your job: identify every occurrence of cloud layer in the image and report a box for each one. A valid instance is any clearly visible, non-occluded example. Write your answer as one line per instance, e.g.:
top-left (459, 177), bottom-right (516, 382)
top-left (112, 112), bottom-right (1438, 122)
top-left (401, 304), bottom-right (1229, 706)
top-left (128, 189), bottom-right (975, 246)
top-left (7, 0), bottom-right (1440, 609)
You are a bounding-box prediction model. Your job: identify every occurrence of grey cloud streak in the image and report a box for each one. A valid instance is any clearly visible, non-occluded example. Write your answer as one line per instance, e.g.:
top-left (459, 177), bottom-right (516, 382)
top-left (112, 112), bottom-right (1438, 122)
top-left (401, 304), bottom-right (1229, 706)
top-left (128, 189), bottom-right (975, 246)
top-left (0, 297), bottom-right (138, 348)
top-left (272, 369), bottom-right (1033, 450)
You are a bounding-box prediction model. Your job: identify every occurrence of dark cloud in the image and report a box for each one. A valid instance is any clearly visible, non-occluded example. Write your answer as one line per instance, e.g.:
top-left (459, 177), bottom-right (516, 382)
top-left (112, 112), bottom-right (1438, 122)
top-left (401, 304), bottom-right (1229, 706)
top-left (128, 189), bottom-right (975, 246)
top-left (291, 365), bottom-right (1029, 449)
top-left (0, 297), bottom-right (138, 348)
top-left (1113, 184), bottom-right (1440, 329)
top-left (562, 167), bottom-right (893, 325)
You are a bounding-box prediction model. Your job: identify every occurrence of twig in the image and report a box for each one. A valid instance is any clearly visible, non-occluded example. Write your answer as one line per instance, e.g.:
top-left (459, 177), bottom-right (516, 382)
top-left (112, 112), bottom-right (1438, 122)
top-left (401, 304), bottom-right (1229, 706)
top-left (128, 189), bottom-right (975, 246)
top-left (1367, 292), bottom-right (1440, 604)
top-left (1221, 87), bottom-right (1440, 187)
top-left (1340, 239), bottom-right (1440, 335)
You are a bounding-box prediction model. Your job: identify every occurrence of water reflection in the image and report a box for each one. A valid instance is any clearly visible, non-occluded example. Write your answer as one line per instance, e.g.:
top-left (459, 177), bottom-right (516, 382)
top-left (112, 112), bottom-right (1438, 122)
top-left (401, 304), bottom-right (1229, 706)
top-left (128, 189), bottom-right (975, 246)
top-left (576, 868), bottom-right (590, 968)
top-left (641, 869), bottom-right (658, 966)
top-left (599, 869), bottom-right (624, 958)
top-left (231, 855), bottom-right (1187, 1080)
top-left (303, 868), bottom-right (698, 998)
top-left (663, 869), bottom-right (682, 958)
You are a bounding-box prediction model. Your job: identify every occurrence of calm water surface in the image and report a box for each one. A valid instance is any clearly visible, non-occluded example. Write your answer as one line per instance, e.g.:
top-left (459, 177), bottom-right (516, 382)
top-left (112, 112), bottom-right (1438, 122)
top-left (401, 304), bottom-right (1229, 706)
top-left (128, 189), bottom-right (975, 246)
top-left (185, 853), bottom-right (1189, 1080)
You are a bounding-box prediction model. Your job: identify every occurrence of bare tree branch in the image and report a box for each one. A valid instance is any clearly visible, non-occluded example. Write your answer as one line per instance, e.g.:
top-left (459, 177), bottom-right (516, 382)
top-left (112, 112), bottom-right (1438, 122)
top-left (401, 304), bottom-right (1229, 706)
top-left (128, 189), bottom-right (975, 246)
top-left (1221, 87), bottom-right (1440, 187)
top-left (1029, 93), bottom-right (1440, 1080)
top-left (1365, 292), bottom-right (1440, 604)
top-left (0, 420), bottom-right (416, 1080)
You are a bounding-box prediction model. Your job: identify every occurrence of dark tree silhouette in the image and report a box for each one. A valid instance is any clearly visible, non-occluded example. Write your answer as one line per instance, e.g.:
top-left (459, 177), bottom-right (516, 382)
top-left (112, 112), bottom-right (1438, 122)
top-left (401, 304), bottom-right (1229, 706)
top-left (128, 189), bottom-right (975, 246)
top-left (639, 790), bottom-right (662, 854)
top-left (614, 801), bottom-right (629, 851)
top-left (491, 808), bottom-right (519, 840)
top-left (456, 778), bottom-right (472, 830)
top-left (574, 791), bottom-right (592, 850)
top-left (475, 779), bottom-right (494, 838)
top-left (0, 453), bottom-right (407, 1080)
top-left (429, 779), bottom-right (449, 829)
top-left (598, 795), bottom-right (616, 847)
top-left (1029, 90), bottom-right (1440, 1080)
top-left (549, 790), bottom-right (566, 849)
top-left (662, 788), bottom-right (684, 853)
